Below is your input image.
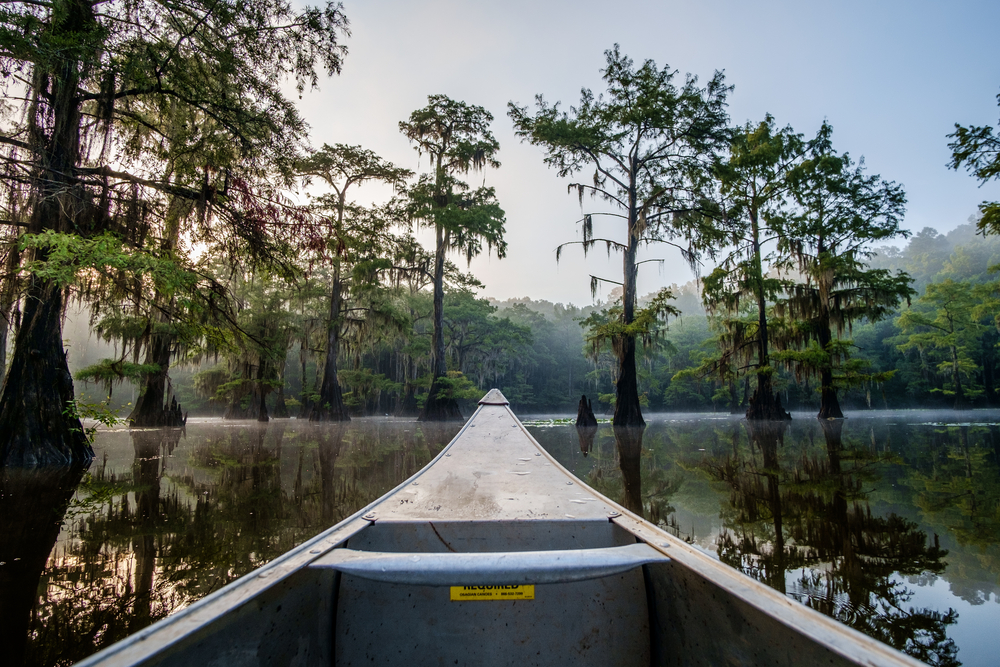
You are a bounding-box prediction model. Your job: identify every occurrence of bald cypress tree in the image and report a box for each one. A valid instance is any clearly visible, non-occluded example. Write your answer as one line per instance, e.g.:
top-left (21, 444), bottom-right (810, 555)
top-left (509, 45), bottom-right (730, 426)
top-left (775, 124), bottom-right (912, 418)
top-left (297, 144), bottom-right (412, 421)
top-left (0, 0), bottom-right (348, 465)
top-left (399, 95), bottom-right (506, 422)
top-left (703, 116), bottom-right (804, 420)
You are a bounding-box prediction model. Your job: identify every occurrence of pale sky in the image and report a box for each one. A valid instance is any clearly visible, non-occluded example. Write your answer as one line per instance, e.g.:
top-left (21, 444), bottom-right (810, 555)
top-left (293, 0), bottom-right (1000, 306)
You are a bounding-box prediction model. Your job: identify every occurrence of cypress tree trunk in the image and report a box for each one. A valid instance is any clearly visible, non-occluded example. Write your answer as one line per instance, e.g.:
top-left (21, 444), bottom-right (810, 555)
top-left (420, 225), bottom-right (461, 422)
top-left (745, 308), bottom-right (791, 419)
top-left (613, 197), bottom-right (644, 427)
top-left (272, 372), bottom-right (290, 418)
top-left (951, 345), bottom-right (967, 409)
top-left (816, 323), bottom-right (844, 419)
top-left (298, 334), bottom-right (312, 418)
top-left (129, 199), bottom-right (185, 428)
top-left (0, 280), bottom-right (93, 465)
top-left (256, 360), bottom-right (269, 422)
top-left (744, 211), bottom-right (790, 422)
top-left (0, 0), bottom-right (99, 465)
top-left (575, 394), bottom-right (597, 427)
top-left (0, 237), bottom-right (20, 390)
top-left (818, 370), bottom-right (844, 419)
top-left (309, 273), bottom-right (350, 421)
top-left (128, 316), bottom-right (185, 427)
top-left (614, 335), bottom-right (644, 426)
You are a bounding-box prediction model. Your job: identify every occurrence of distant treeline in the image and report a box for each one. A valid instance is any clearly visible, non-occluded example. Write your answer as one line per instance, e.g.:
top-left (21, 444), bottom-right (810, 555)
top-left (65, 220), bottom-right (1000, 417)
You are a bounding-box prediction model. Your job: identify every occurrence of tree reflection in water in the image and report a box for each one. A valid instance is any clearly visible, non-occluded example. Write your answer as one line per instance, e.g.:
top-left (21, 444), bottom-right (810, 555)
top-left (15, 419), bottom-right (460, 667)
top-left (0, 465), bottom-right (87, 667)
top-left (570, 424), bottom-right (679, 530)
top-left (11, 416), bottom-right (994, 665)
top-left (706, 418), bottom-right (959, 667)
top-left (614, 426), bottom-right (645, 518)
top-left (575, 424), bottom-right (597, 457)
top-left (528, 414), bottom-right (1000, 665)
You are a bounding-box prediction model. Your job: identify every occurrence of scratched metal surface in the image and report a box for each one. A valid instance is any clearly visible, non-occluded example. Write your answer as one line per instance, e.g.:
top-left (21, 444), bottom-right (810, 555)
top-left (371, 399), bottom-right (616, 522)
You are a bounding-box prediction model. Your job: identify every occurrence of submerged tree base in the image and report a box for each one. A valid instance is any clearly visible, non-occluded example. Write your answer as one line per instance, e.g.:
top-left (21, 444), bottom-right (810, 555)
top-left (0, 284), bottom-right (93, 466)
top-left (309, 360), bottom-right (350, 422)
top-left (309, 400), bottom-right (351, 422)
top-left (419, 378), bottom-right (463, 422)
top-left (817, 385), bottom-right (844, 420)
top-left (129, 396), bottom-right (187, 428)
top-left (575, 394), bottom-right (598, 427)
top-left (745, 387), bottom-right (792, 421)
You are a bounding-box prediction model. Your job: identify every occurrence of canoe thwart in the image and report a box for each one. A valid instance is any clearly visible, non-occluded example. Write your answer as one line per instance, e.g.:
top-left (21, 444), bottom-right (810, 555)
top-left (309, 542), bottom-right (667, 586)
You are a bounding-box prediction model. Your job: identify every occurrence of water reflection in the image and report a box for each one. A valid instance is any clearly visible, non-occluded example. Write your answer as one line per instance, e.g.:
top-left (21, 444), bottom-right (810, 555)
top-left (15, 419), bottom-right (460, 667)
top-left (708, 418), bottom-right (958, 665)
top-left (8, 414), bottom-right (1000, 666)
top-left (575, 424), bottom-right (597, 457)
top-left (0, 466), bottom-right (87, 667)
top-left (613, 426), bottom-right (645, 518)
top-left (531, 413), bottom-right (1000, 667)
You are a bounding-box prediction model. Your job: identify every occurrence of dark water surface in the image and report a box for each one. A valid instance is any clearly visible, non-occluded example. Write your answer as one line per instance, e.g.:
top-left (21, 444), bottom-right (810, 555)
top-left (3, 412), bottom-right (998, 666)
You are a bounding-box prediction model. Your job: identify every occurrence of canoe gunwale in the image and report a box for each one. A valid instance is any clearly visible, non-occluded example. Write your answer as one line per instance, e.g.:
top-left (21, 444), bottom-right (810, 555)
top-left (74, 408), bottom-right (488, 667)
top-left (74, 393), bottom-right (928, 667)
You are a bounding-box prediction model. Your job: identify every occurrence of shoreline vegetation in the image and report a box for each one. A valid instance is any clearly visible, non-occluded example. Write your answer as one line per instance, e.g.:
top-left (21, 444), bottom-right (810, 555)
top-left (65, 219), bottom-right (1000, 421)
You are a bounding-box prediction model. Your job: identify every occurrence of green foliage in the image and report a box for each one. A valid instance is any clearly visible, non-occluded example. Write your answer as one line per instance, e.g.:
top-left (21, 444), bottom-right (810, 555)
top-left (581, 288), bottom-right (680, 359)
top-left (770, 123), bottom-right (912, 408)
top-left (63, 398), bottom-right (127, 443)
top-left (399, 95), bottom-right (507, 263)
top-left (510, 45), bottom-right (730, 422)
top-left (702, 116), bottom-right (803, 397)
top-left (948, 90), bottom-right (1000, 234)
top-left (21, 231), bottom-right (200, 293)
top-left (339, 369), bottom-right (403, 409)
top-left (895, 279), bottom-right (990, 404)
top-left (432, 371), bottom-right (481, 401)
top-left (76, 360), bottom-right (162, 391)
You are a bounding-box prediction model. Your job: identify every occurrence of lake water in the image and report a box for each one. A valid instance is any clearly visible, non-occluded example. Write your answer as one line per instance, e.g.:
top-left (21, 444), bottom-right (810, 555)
top-left (3, 411), bottom-right (998, 666)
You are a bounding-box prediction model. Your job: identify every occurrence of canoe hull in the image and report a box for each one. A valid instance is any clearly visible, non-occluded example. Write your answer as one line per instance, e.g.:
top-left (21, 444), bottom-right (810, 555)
top-left (76, 393), bottom-right (923, 667)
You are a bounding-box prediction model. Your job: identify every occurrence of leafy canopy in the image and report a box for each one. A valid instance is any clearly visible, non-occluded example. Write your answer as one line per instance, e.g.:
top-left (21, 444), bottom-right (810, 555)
top-left (948, 90), bottom-right (1000, 234)
top-left (509, 44), bottom-right (731, 271)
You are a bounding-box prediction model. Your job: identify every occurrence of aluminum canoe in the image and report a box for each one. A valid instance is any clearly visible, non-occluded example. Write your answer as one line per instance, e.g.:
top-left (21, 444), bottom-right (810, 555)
top-left (77, 389), bottom-right (923, 667)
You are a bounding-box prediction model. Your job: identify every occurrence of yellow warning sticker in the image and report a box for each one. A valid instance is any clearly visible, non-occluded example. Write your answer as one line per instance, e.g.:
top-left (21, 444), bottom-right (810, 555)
top-left (450, 585), bottom-right (535, 601)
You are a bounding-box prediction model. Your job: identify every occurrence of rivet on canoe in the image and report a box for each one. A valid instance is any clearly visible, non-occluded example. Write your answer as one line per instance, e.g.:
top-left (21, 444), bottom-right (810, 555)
top-left (309, 549), bottom-right (321, 554)
top-left (566, 481), bottom-right (573, 485)
top-left (607, 511), bottom-right (620, 518)
top-left (535, 453), bottom-right (541, 456)
top-left (363, 513), bottom-right (377, 521)
top-left (412, 482), bottom-right (419, 486)
top-left (445, 453), bottom-right (451, 457)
